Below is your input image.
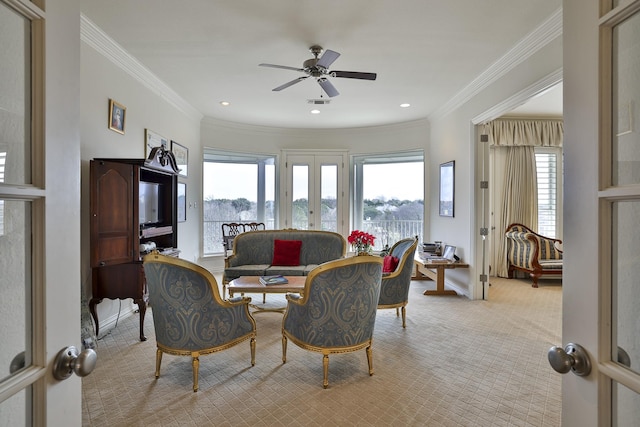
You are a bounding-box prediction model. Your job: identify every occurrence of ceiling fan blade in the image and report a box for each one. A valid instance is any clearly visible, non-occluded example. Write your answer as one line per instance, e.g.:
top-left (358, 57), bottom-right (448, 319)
top-left (273, 76), bottom-right (308, 91)
top-left (317, 78), bottom-right (339, 97)
top-left (331, 70), bottom-right (377, 81)
top-left (259, 63), bottom-right (304, 72)
top-left (316, 49), bottom-right (340, 69)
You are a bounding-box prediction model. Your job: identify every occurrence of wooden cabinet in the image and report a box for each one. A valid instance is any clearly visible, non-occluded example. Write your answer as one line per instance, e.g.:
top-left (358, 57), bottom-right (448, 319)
top-left (89, 150), bottom-right (179, 341)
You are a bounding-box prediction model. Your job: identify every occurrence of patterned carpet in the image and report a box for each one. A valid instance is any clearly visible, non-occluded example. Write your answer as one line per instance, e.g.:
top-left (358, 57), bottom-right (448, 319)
top-left (82, 276), bottom-right (562, 426)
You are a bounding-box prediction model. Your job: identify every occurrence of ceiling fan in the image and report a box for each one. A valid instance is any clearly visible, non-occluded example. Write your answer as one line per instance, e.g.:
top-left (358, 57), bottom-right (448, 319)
top-left (259, 45), bottom-right (377, 98)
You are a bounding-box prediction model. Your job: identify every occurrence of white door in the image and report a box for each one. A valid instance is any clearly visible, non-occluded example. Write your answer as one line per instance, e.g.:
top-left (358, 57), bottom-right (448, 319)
top-left (561, 0), bottom-right (640, 424)
top-left (283, 152), bottom-right (347, 234)
top-left (0, 1), bottom-right (84, 424)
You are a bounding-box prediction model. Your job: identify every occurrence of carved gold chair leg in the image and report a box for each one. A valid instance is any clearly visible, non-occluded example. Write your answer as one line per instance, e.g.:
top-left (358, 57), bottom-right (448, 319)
top-left (322, 354), bottom-right (329, 389)
top-left (192, 354), bottom-right (200, 392)
top-left (401, 306), bottom-right (407, 328)
top-left (282, 336), bottom-right (288, 363)
top-left (366, 345), bottom-right (374, 376)
top-left (155, 349), bottom-right (162, 379)
top-left (250, 337), bottom-right (256, 366)
top-left (395, 307), bottom-right (400, 317)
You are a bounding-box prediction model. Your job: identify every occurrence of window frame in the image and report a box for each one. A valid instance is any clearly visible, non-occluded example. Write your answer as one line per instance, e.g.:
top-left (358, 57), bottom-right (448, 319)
top-left (351, 150), bottom-right (425, 249)
top-left (202, 149), bottom-right (278, 256)
top-left (534, 147), bottom-right (563, 238)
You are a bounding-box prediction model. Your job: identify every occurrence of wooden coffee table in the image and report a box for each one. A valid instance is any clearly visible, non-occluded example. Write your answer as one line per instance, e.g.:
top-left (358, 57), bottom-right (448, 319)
top-left (227, 276), bottom-right (306, 313)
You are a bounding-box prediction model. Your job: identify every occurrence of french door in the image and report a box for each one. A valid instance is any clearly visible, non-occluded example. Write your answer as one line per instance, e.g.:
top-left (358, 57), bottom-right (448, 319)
top-left (561, 0), bottom-right (640, 424)
top-left (0, 1), bottom-right (83, 424)
top-left (282, 151), bottom-right (347, 235)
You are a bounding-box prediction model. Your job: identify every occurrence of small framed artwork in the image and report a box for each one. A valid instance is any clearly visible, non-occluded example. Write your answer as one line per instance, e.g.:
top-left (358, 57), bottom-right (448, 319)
top-left (145, 129), bottom-right (168, 158)
top-left (439, 160), bottom-right (455, 217)
top-left (171, 140), bottom-right (188, 177)
top-left (177, 182), bottom-right (186, 222)
top-left (108, 99), bottom-right (126, 134)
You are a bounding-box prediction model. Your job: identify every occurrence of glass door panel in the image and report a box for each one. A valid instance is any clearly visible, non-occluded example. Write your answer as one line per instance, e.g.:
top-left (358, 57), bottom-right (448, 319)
top-left (291, 164), bottom-right (310, 230)
top-left (611, 200), bottom-right (640, 375)
top-left (320, 164), bottom-right (337, 231)
top-left (611, 9), bottom-right (640, 186)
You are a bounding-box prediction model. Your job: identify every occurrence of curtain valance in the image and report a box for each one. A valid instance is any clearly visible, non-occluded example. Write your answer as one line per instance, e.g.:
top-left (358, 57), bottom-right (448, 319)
top-left (482, 119), bottom-right (563, 147)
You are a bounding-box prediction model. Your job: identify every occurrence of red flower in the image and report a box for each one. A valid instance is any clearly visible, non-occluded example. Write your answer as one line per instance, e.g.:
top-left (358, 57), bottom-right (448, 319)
top-left (348, 230), bottom-right (376, 253)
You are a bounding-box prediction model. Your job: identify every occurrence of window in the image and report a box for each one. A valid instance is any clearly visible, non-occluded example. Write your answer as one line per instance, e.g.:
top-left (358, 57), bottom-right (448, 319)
top-left (203, 150), bottom-right (277, 255)
top-left (352, 151), bottom-right (424, 249)
top-left (535, 149), bottom-right (562, 238)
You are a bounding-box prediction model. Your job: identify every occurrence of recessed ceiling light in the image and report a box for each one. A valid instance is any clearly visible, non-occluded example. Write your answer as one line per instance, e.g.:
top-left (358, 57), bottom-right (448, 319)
top-left (310, 109), bottom-right (321, 114)
top-left (220, 101), bottom-right (230, 106)
top-left (400, 103), bottom-right (411, 108)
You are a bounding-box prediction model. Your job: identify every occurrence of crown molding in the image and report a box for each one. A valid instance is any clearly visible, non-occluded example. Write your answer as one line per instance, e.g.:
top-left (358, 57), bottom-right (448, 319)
top-left (80, 14), bottom-right (203, 122)
top-left (429, 7), bottom-right (563, 121)
top-left (472, 68), bottom-right (563, 124)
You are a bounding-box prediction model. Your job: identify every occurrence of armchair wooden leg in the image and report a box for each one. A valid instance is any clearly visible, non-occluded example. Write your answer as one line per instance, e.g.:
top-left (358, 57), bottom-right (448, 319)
top-left (395, 307), bottom-right (399, 317)
top-left (401, 306), bottom-right (406, 329)
top-left (366, 344), bottom-right (374, 376)
top-left (263, 293), bottom-right (266, 304)
top-left (155, 348), bottom-right (162, 379)
top-left (192, 354), bottom-right (200, 392)
top-left (282, 336), bottom-right (287, 364)
top-left (250, 337), bottom-right (256, 366)
top-left (323, 354), bottom-right (329, 389)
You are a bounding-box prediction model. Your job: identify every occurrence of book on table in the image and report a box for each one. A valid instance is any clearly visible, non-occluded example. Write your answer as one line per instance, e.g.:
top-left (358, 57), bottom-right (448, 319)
top-left (259, 275), bottom-right (289, 285)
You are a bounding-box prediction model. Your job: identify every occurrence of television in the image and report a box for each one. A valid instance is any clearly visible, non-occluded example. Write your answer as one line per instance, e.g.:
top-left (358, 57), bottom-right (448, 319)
top-left (139, 182), bottom-right (162, 225)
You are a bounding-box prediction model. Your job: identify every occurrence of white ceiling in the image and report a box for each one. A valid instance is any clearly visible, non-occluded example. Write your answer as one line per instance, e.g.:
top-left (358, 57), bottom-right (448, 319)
top-left (80, 0), bottom-right (563, 129)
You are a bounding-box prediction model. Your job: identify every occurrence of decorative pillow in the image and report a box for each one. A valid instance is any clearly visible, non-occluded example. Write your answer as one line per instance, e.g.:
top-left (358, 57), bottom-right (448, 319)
top-left (383, 255), bottom-right (400, 273)
top-left (272, 239), bottom-right (303, 266)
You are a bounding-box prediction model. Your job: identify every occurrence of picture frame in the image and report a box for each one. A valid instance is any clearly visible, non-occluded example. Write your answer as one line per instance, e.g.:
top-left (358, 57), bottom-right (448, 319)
top-left (439, 160), bottom-right (455, 217)
top-left (145, 129), bottom-right (168, 158)
top-left (171, 140), bottom-right (188, 177)
top-left (177, 182), bottom-right (186, 223)
top-left (108, 99), bottom-right (126, 134)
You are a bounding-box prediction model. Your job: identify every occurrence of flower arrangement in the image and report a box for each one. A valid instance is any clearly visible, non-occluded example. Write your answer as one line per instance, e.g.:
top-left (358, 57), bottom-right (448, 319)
top-left (348, 230), bottom-right (376, 255)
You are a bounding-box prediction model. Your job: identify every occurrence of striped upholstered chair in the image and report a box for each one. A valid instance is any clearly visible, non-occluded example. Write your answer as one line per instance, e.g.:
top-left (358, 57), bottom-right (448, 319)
top-left (281, 256), bottom-right (383, 388)
top-left (504, 223), bottom-right (563, 288)
top-left (143, 252), bottom-right (256, 391)
top-left (378, 237), bottom-right (418, 328)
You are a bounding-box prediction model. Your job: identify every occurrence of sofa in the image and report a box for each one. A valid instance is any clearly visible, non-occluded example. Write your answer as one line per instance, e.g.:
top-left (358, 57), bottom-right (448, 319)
top-left (222, 229), bottom-right (347, 285)
top-left (505, 223), bottom-right (563, 287)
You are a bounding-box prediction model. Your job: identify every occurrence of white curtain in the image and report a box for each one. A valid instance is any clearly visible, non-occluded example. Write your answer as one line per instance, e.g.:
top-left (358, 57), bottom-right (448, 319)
top-left (481, 119), bottom-right (563, 277)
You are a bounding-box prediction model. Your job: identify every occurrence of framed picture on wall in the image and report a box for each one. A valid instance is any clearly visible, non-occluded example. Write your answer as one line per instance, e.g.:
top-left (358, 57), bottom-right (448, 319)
top-left (439, 160), bottom-right (455, 217)
top-left (177, 182), bottom-right (186, 223)
top-left (145, 129), bottom-right (168, 158)
top-left (108, 99), bottom-right (126, 134)
top-left (171, 140), bottom-right (188, 177)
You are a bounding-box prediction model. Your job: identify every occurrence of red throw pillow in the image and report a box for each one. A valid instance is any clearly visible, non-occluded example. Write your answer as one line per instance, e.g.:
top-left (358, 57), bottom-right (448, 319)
top-left (272, 239), bottom-right (303, 266)
top-left (383, 255), bottom-right (399, 273)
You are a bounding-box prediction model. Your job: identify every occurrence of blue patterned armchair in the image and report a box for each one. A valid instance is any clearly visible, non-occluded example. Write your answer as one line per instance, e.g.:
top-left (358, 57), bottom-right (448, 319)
top-left (378, 237), bottom-right (418, 328)
top-left (281, 256), bottom-right (383, 388)
top-left (143, 252), bottom-right (257, 392)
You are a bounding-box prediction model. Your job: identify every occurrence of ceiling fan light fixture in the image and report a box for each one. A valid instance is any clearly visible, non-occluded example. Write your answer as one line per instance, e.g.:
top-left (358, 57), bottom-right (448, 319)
top-left (310, 109), bottom-right (321, 114)
top-left (400, 103), bottom-right (411, 108)
top-left (220, 101), bottom-right (230, 106)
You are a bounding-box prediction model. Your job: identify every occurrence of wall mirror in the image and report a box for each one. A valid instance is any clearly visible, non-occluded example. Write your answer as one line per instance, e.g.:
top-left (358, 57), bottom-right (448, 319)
top-left (439, 161), bottom-right (454, 217)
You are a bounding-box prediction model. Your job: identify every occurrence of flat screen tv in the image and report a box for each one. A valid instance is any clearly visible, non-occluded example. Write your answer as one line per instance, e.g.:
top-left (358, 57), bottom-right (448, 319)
top-left (139, 182), bottom-right (162, 225)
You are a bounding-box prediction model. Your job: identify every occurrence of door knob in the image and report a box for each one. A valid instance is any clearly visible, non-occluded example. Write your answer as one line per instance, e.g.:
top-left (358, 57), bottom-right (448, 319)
top-left (53, 346), bottom-right (97, 380)
top-left (548, 343), bottom-right (591, 376)
top-left (9, 351), bottom-right (26, 374)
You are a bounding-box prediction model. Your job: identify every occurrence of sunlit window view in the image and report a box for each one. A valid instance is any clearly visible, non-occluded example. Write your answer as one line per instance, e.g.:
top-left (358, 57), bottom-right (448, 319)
top-left (353, 152), bottom-right (424, 250)
top-left (535, 151), bottom-right (559, 238)
top-left (202, 152), bottom-right (276, 254)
